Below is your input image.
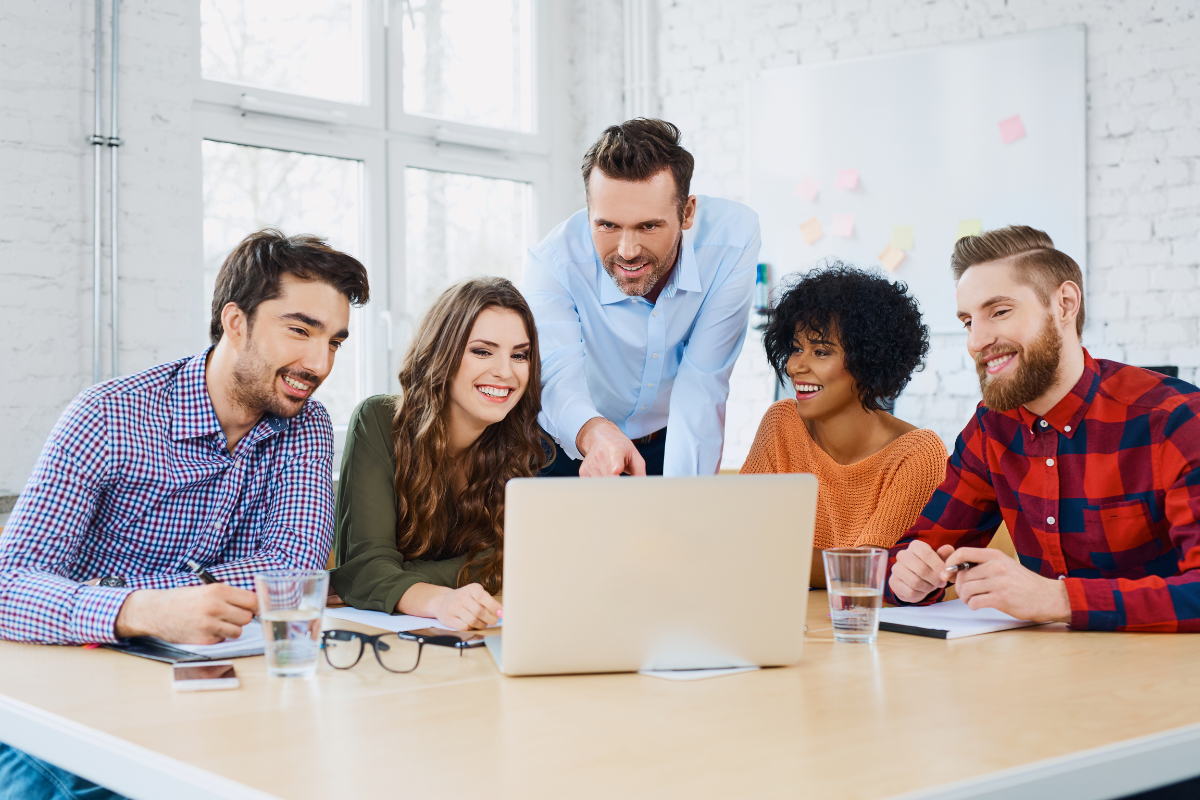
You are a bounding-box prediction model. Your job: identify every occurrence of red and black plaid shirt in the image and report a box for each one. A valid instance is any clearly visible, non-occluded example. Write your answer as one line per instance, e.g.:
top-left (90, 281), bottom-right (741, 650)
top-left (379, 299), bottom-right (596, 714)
top-left (886, 350), bottom-right (1200, 632)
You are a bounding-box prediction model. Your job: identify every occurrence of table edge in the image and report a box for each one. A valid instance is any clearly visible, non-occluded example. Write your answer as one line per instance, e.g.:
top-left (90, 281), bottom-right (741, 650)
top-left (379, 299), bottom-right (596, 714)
top-left (887, 720), bottom-right (1200, 800)
top-left (0, 692), bottom-right (281, 800)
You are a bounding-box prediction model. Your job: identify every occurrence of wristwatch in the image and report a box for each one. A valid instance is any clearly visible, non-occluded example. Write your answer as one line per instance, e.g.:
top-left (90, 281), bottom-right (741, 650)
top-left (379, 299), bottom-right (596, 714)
top-left (98, 576), bottom-right (127, 588)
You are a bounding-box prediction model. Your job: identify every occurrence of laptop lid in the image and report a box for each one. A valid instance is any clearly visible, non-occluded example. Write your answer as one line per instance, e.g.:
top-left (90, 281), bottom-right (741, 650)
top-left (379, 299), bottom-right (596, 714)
top-left (499, 474), bottom-right (817, 676)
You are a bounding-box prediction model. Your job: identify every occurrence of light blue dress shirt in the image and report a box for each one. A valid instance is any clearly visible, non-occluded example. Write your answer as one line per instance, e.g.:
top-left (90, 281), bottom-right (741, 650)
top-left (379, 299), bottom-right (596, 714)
top-left (524, 196), bottom-right (762, 475)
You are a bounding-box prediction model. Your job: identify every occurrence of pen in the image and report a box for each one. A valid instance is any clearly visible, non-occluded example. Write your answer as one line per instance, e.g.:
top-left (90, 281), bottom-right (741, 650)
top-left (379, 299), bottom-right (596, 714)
top-left (945, 562), bottom-right (977, 573)
top-left (186, 559), bottom-right (259, 623)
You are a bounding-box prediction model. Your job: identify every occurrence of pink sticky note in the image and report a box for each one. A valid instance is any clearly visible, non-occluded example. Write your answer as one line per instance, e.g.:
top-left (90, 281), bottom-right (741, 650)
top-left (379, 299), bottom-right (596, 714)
top-left (834, 168), bottom-right (859, 190)
top-left (830, 213), bottom-right (854, 238)
top-left (794, 175), bottom-right (820, 202)
top-left (878, 244), bottom-right (905, 272)
top-left (800, 217), bottom-right (824, 245)
top-left (999, 114), bottom-right (1026, 144)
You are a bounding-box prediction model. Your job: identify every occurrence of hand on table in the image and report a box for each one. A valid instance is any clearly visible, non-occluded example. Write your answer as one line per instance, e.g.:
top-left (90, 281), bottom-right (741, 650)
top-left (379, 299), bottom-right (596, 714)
top-left (888, 540), bottom-right (956, 604)
top-left (944, 548), bottom-right (1071, 623)
top-left (576, 417), bottom-right (645, 477)
top-left (114, 584), bottom-right (258, 644)
top-left (429, 584), bottom-right (502, 631)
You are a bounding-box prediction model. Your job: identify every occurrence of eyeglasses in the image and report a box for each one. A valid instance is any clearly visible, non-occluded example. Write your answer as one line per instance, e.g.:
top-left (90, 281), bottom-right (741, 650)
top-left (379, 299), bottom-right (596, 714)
top-left (321, 630), bottom-right (426, 673)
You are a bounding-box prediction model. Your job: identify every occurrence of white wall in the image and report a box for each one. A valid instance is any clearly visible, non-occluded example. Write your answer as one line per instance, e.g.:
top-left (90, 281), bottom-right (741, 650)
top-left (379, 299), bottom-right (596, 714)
top-left (0, 0), bottom-right (201, 497)
top-left (655, 0), bottom-right (1200, 466)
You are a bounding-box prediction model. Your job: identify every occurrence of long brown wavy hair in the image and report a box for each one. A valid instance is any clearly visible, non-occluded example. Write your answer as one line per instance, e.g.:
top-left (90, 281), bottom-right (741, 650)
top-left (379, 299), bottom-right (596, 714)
top-left (392, 277), bottom-right (549, 593)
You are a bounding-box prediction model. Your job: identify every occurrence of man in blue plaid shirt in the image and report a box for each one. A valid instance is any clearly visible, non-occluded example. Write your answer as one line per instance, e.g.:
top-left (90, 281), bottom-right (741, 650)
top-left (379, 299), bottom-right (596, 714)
top-left (0, 229), bottom-right (369, 647)
top-left (0, 230), bottom-right (369, 797)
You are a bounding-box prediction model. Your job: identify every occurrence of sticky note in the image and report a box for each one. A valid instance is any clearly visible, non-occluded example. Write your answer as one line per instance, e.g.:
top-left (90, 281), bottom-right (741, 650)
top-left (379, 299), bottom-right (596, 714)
top-left (956, 219), bottom-right (983, 240)
top-left (999, 114), bottom-right (1025, 144)
top-left (891, 225), bottom-right (914, 250)
top-left (879, 244), bottom-right (905, 272)
top-left (794, 175), bottom-right (820, 202)
top-left (835, 168), bottom-right (859, 190)
top-left (800, 217), bottom-right (824, 245)
top-left (830, 213), bottom-right (855, 238)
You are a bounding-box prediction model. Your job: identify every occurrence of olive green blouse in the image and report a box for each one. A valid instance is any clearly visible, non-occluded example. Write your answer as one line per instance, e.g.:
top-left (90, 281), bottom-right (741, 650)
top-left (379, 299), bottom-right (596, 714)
top-left (328, 394), bottom-right (470, 614)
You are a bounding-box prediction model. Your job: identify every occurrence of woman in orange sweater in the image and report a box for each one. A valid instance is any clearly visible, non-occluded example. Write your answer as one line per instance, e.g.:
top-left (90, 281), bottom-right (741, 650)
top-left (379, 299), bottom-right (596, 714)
top-left (741, 264), bottom-right (947, 586)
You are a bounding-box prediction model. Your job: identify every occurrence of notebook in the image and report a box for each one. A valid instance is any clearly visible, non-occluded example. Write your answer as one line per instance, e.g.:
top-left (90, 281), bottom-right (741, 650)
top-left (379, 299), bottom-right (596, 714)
top-left (878, 599), bottom-right (1047, 639)
top-left (102, 622), bottom-right (264, 663)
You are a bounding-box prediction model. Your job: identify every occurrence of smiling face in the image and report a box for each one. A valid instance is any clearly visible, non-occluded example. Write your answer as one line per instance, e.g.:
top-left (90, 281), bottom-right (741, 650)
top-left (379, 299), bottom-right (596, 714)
top-left (588, 167), bottom-right (696, 298)
top-left (786, 324), bottom-right (861, 421)
top-left (227, 273), bottom-right (351, 419)
top-left (956, 259), bottom-right (1065, 411)
top-left (446, 306), bottom-right (531, 436)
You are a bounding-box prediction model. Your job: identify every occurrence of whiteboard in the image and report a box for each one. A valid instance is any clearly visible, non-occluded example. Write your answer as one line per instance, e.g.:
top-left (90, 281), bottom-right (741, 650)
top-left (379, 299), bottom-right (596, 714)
top-left (746, 26), bottom-right (1086, 333)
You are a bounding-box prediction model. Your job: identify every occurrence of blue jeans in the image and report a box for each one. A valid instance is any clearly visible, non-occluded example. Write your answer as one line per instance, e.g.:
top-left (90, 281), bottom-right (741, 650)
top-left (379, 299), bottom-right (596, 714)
top-left (0, 743), bottom-right (125, 800)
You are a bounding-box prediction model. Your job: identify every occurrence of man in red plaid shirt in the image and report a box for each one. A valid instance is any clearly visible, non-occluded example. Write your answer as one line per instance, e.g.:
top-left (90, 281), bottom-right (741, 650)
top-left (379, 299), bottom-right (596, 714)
top-left (887, 226), bottom-right (1200, 632)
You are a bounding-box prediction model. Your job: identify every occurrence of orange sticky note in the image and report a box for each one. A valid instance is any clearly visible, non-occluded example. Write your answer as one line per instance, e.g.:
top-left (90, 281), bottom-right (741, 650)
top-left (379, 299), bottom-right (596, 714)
top-left (800, 217), bottom-right (824, 245)
top-left (999, 114), bottom-right (1025, 144)
top-left (794, 175), bottom-right (820, 202)
top-left (879, 244), bottom-right (905, 272)
top-left (830, 213), bottom-right (854, 238)
top-left (834, 168), bottom-right (859, 190)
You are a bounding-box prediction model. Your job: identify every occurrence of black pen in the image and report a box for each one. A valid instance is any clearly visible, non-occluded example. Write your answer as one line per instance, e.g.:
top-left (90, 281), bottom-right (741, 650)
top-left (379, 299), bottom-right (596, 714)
top-left (945, 562), bottom-right (977, 573)
top-left (186, 559), bottom-right (259, 623)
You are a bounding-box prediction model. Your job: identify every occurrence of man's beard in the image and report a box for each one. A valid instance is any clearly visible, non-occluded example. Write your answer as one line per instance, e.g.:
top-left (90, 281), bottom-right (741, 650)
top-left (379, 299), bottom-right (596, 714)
top-left (229, 334), bottom-right (320, 420)
top-left (602, 234), bottom-right (680, 297)
top-left (975, 316), bottom-right (1062, 412)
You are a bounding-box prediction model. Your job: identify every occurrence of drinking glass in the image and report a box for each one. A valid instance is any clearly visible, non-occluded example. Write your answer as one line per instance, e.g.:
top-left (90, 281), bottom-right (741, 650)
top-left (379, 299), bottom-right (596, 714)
top-left (255, 570), bottom-right (329, 677)
top-left (823, 548), bottom-right (887, 643)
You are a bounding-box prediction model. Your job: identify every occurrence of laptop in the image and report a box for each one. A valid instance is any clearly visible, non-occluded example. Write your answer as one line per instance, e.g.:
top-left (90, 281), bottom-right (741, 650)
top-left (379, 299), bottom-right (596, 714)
top-left (487, 474), bottom-right (817, 676)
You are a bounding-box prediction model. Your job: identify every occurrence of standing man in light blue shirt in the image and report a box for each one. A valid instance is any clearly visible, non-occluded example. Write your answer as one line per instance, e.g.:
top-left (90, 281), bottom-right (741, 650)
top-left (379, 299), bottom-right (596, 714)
top-left (525, 119), bottom-right (761, 476)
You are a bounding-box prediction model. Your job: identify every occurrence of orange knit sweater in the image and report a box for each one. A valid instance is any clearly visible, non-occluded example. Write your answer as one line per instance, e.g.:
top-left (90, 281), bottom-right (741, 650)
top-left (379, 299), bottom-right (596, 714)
top-left (740, 401), bottom-right (949, 549)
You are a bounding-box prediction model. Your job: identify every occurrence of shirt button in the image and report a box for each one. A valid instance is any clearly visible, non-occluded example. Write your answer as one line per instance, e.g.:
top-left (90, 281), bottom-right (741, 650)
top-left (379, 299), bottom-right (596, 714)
top-left (1046, 458), bottom-right (1054, 467)
top-left (641, 406), bottom-right (646, 409)
top-left (1064, 425), bottom-right (1072, 432)
top-left (1039, 420), bottom-right (1048, 428)
top-left (652, 310), bottom-right (658, 317)
top-left (1058, 575), bottom-right (1066, 581)
top-left (653, 353), bottom-right (659, 359)
top-left (1047, 516), bottom-right (1055, 525)
top-left (648, 383), bottom-right (653, 387)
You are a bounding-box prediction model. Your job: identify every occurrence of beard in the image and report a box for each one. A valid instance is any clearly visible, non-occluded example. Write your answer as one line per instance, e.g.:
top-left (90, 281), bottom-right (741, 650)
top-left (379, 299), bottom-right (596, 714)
top-left (975, 316), bottom-right (1062, 412)
top-left (602, 234), bottom-right (680, 297)
top-left (229, 333), bottom-right (321, 420)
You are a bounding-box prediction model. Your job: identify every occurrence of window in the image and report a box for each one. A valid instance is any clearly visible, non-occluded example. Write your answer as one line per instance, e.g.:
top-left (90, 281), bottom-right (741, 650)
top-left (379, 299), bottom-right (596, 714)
top-left (201, 141), bottom-right (365, 425)
top-left (401, 0), bottom-right (534, 131)
top-left (403, 168), bottom-right (532, 318)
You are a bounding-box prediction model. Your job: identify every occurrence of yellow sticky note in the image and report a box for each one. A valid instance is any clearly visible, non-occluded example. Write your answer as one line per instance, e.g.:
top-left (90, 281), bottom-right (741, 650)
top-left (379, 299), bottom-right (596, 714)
top-left (879, 244), bottom-right (905, 272)
top-left (956, 219), bottom-right (983, 240)
top-left (891, 225), bottom-right (914, 250)
top-left (800, 217), bottom-right (824, 245)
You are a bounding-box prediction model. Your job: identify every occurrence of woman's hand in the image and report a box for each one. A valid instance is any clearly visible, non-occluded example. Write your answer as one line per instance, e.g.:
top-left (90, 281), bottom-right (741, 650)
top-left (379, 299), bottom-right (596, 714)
top-left (399, 582), bottom-right (502, 630)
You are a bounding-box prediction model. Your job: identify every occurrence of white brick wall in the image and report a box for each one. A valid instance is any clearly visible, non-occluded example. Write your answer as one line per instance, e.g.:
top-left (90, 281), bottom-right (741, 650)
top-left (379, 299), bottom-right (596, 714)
top-left (657, 0), bottom-right (1200, 465)
top-left (0, 0), bottom-right (199, 496)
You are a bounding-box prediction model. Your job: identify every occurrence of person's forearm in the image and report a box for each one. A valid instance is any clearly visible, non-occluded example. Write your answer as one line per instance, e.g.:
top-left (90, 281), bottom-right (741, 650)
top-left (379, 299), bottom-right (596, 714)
top-left (396, 582), bottom-right (453, 617)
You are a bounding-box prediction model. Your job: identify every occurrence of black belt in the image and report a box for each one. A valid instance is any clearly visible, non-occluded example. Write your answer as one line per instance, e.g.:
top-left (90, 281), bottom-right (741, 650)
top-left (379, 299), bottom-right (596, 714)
top-left (631, 427), bottom-right (667, 446)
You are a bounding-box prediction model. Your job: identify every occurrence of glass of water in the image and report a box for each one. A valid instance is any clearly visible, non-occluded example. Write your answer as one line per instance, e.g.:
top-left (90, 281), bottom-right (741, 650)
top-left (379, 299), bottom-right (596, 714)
top-left (823, 548), bottom-right (887, 644)
top-left (255, 570), bottom-right (329, 677)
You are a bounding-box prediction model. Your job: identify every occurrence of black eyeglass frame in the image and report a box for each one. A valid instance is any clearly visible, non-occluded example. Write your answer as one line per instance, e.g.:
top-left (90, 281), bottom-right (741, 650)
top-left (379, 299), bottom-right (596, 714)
top-left (321, 629), bottom-right (425, 673)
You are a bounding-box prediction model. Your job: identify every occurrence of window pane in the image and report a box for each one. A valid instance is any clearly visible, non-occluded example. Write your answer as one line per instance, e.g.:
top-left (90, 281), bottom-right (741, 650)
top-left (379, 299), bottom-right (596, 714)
top-left (201, 0), bottom-right (364, 105)
top-left (404, 168), bottom-right (531, 318)
top-left (403, 0), bottom-right (534, 132)
top-left (202, 140), bottom-right (364, 426)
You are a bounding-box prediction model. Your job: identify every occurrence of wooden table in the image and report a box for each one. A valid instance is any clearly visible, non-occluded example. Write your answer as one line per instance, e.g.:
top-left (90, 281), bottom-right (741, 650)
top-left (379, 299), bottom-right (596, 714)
top-left (2, 594), bottom-right (1200, 800)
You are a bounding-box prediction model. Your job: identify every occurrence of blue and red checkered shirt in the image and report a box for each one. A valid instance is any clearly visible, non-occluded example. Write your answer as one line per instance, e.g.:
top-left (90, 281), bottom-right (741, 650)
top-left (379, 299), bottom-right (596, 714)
top-left (886, 350), bottom-right (1200, 632)
top-left (0, 349), bottom-right (335, 644)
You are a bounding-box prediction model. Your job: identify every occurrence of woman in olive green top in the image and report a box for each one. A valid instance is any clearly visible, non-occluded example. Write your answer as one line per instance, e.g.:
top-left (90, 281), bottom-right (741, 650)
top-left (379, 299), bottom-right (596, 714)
top-left (330, 278), bottom-right (548, 630)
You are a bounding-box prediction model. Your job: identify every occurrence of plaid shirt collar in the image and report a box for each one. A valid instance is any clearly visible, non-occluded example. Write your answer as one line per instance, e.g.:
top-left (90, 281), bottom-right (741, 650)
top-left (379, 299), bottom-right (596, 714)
top-left (170, 347), bottom-right (291, 444)
top-left (1008, 348), bottom-right (1100, 439)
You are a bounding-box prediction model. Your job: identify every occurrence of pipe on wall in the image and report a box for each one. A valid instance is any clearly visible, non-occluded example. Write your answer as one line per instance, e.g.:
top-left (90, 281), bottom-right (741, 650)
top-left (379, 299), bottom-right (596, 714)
top-left (90, 0), bottom-right (103, 384)
top-left (90, 0), bottom-right (122, 384)
top-left (109, 0), bottom-right (121, 379)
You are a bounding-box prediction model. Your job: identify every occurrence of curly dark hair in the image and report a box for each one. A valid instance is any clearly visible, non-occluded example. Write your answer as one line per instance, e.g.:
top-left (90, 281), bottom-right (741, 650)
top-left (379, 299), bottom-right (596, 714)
top-left (761, 262), bottom-right (930, 412)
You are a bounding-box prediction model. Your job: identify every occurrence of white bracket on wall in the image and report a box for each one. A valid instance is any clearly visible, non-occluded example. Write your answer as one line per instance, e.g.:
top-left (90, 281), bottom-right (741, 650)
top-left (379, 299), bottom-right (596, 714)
top-left (238, 94), bottom-right (349, 125)
top-left (623, 0), bottom-right (659, 120)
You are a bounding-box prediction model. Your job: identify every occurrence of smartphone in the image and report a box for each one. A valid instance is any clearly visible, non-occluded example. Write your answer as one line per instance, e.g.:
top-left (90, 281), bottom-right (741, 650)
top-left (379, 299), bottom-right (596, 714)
top-left (172, 661), bottom-right (240, 691)
top-left (399, 628), bottom-right (487, 649)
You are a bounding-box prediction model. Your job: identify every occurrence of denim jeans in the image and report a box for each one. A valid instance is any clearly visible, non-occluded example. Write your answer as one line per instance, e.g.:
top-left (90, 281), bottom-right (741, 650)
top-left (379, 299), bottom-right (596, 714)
top-left (0, 743), bottom-right (125, 800)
